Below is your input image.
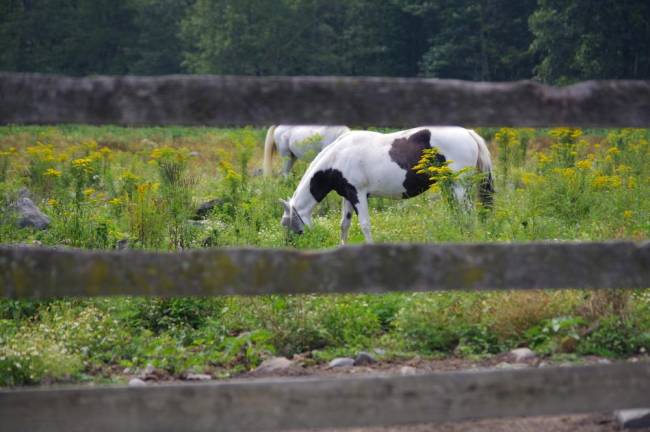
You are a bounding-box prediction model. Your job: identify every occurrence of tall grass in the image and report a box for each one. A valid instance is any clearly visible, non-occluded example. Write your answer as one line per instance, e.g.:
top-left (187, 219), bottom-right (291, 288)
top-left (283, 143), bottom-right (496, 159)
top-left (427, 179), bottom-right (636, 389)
top-left (0, 125), bottom-right (648, 386)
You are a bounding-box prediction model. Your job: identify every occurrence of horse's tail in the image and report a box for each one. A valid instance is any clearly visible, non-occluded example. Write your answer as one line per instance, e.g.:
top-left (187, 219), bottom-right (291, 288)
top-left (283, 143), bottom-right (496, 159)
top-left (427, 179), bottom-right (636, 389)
top-left (263, 125), bottom-right (277, 176)
top-left (468, 129), bottom-right (495, 209)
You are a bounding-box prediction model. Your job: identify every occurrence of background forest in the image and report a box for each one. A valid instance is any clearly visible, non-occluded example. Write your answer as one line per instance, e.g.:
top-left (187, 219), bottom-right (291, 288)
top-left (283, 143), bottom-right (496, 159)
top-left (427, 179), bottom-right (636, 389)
top-left (1, 0), bottom-right (649, 83)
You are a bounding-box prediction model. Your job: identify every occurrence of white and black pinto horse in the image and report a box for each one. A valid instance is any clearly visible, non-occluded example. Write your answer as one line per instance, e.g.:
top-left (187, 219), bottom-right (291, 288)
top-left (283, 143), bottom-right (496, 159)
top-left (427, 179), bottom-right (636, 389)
top-left (280, 127), bottom-right (494, 243)
top-left (263, 125), bottom-right (351, 176)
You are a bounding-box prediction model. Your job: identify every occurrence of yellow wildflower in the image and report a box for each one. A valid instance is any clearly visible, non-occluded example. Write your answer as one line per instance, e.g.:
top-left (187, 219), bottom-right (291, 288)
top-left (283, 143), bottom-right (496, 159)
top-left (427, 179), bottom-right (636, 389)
top-left (83, 188), bottom-right (96, 197)
top-left (575, 160), bottom-right (592, 170)
top-left (47, 198), bottom-right (58, 207)
top-left (0, 147), bottom-right (16, 157)
top-left (616, 164), bottom-right (632, 175)
top-left (623, 210), bottom-right (634, 219)
top-left (43, 168), bottom-right (62, 177)
top-left (521, 171), bottom-right (544, 186)
top-left (607, 147), bottom-right (620, 156)
top-left (108, 197), bottom-right (122, 206)
top-left (537, 153), bottom-right (553, 165)
top-left (592, 175), bottom-right (622, 190)
top-left (71, 158), bottom-right (93, 173)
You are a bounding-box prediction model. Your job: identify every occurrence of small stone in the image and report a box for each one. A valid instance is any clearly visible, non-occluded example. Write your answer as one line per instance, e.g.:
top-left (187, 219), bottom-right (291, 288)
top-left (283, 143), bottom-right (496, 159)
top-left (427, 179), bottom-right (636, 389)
top-left (144, 364), bottom-right (156, 375)
top-left (615, 409), bottom-right (650, 429)
top-left (509, 348), bottom-right (536, 363)
top-left (116, 239), bottom-right (129, 250)
top-left (597, 358), bottom-right (612, 365)
top-left (373, 348), bottom-right (386, 356)
top-left (328, 357), bottom-right (355, 368)
top-left (185, 373), bottom-right (212, 381)
top-left (255, 357), bottom-right (294, 373)
top-left (189, 151), bottom-right (200, 158)
top-left (400, 366), bottom-right (417, 376)
top-left (495, 362), bottom-right (529, 370)
top-left (123, 367), bottom-right (132, 374)
top-left (128, 378), bottom-right (146, 387)
top-left (13, 196), bottom-right (50, 229)
top-left (354, 352), bottom-right (377, 366)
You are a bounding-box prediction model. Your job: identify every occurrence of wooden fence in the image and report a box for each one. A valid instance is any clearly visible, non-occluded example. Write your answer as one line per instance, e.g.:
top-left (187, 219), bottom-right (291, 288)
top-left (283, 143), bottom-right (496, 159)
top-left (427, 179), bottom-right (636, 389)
top-left (1, 73), bottom-right (650, 432)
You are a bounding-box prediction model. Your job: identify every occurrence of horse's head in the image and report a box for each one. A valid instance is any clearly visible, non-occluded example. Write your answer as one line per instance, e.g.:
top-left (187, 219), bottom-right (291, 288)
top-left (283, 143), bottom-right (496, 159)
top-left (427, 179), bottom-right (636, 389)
top-left (280, 199), bottom-right (305, 235)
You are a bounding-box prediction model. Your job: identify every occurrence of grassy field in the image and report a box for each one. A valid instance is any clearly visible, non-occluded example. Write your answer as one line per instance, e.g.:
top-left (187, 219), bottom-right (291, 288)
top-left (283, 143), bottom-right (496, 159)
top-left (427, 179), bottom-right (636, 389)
top-left (1, 125), bottom-right (649, 386)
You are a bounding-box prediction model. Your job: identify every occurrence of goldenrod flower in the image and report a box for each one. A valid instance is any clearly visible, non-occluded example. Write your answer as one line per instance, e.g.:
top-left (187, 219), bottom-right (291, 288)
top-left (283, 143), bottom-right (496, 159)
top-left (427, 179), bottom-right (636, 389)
top-left (43, 168), bottom-right (62, 177)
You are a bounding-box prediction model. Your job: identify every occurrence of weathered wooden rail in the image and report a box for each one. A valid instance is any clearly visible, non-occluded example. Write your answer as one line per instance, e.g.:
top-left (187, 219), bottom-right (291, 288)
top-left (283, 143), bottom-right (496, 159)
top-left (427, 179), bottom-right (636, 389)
top-left (2, 363), bottom-right (650, 432)
top-left (1, 73), bottom-right (650, 431)
top-left (1, 73), bottom-right (650, 127)
top-left (1, 241), bottom-right (649, 298)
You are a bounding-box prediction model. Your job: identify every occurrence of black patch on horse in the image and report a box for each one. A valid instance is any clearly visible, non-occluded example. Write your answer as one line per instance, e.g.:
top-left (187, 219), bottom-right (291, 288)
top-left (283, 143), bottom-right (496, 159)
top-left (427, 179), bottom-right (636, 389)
top-left (310, 169), bottom-right (359, 213)
top-left (389, 129), bottom-right (446, 198)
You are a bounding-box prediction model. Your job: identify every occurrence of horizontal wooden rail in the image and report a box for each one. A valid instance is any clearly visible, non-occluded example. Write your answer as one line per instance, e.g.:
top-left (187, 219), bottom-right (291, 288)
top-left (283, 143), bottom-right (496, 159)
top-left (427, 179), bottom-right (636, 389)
top-left (1, 73), bottom-right (650, 127)
top-left (1, 241), bottom-right (648, 298)
top-left (2, 363), bottom-right (649, 432)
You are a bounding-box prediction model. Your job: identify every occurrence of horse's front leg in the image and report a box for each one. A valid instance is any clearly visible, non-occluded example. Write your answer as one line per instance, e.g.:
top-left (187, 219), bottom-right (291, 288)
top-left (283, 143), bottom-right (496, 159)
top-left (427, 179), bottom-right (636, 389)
top-left (453, 184), bottom-right (472, 212)
top-left (340, 199), bottom-right (354, 245)
top-left (356, 191), bottom-right (373, 243)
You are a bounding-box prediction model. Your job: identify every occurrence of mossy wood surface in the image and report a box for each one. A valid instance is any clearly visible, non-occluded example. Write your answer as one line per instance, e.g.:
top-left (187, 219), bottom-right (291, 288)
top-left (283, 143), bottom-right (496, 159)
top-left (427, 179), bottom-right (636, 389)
top-left (2, 74), bottom-right (650, 127)
top-left (1, 242), bottom-right (648, 299)
top-left (2, 363), bottom-right (650, 432)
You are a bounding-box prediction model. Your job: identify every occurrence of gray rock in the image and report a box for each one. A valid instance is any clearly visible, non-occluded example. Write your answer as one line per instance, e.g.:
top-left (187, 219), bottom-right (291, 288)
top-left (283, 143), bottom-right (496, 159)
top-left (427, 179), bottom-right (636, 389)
top-left (189, 151), bottom-right (200, 158)
top-left (128, 378), bottom-right (146, 387)
top-left (117, 239), bottom-right (129, 250)
top-left (255, 357), bottom-right (294, 373)
top-left (372, 348), bottom-right (386, 356)
top-left (328, 358), bottom-right (355, 368)
top-left (185, 373), bottom-right (212, 381)
top-left (14, 196), bottom-right (50, 229)
top-left (399, 366), bottom-right (417, 376)
top-left (354, 352), bottom-right (377, 366)
top-left (509, 347), bottom-right (536, 363)
top-left (615, 409), bottom-right (650, 429)
top-left (144, 363), bottom-right (156, 376)
top-left (194, 198), bottom-right (225, 220)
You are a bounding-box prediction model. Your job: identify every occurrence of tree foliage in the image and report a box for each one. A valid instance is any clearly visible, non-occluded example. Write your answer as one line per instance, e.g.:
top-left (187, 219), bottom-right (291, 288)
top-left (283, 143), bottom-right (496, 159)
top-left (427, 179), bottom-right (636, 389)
top-left (0, 0), bottom-right (649, 82)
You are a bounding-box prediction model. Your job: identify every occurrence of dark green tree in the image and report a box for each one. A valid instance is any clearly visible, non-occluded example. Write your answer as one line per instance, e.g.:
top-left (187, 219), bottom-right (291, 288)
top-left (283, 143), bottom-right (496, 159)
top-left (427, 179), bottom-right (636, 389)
top-left (530, 0), bottom-right (650, 83)
top-left (413, 0), bottom-right (537, 81)
top-left (0, 0), bottom-right (138, 75)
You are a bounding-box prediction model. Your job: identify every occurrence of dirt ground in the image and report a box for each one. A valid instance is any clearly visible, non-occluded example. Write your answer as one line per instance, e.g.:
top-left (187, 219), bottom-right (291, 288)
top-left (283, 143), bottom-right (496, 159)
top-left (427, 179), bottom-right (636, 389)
top-left (234, 354), bottom-right (650, 432)
top-left (116, 354), bottom-right (650, 431)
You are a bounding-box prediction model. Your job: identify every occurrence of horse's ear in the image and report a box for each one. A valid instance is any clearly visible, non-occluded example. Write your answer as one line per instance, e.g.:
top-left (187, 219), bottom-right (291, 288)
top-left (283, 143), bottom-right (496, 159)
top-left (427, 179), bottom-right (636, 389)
top-left (279, 199), bottom-right (289, 212)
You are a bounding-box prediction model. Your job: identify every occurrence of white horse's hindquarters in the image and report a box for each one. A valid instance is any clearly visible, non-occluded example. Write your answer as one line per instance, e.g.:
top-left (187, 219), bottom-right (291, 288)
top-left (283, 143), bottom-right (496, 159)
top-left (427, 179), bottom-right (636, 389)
top-left (274, 125), bottom-right (350, 160)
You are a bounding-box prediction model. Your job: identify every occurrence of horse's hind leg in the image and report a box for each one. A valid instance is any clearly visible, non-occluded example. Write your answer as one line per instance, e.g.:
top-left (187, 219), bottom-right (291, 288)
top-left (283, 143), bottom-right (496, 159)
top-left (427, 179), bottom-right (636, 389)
top-left (356, 191), bottom-right (373, 243)
top-left (340, 199), bottom-right (354, 245)
top-left (282, 154), bottom-right (297, 177)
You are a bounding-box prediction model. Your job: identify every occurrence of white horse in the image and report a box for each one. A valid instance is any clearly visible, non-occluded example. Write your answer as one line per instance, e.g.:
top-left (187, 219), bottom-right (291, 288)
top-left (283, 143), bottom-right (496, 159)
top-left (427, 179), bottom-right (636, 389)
top-left (263, 125), bottom-right (351, 176)
top-left (280, 126), bottom-right (494, 243)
